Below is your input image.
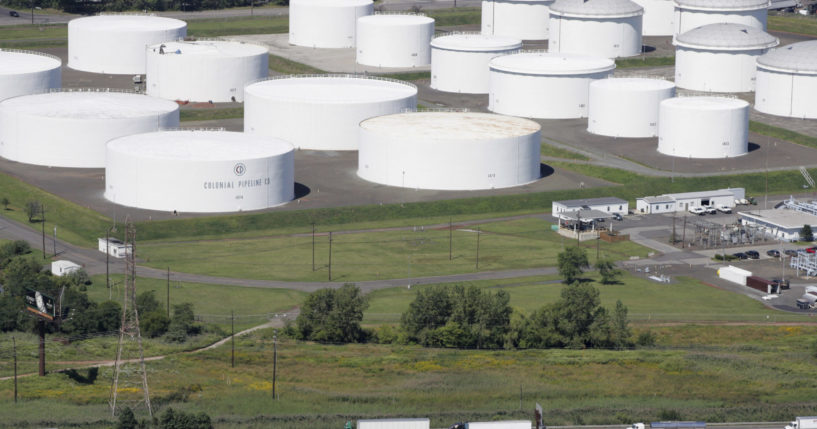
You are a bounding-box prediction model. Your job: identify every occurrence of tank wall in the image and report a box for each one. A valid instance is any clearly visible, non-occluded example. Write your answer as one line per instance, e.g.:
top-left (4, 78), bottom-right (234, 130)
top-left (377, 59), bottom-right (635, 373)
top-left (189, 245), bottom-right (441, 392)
top-left (675, 47), bottom-right (765, 92)
top-left (289, 1), bottom-right (373, 48)
top-left (489, 69), bottom-right (613, 118)
top-left (0, 107), bottom-right (179, 168)
top-left (68, 23), bottom-right (187, 75)
top-left (658, 102), bottom-right (749, 158)
top-left (146, 48), bottom-right (268, 102)
top-left (549, 15), bottom-right (643, 58)
top-left (481, 0), bottom-right (551, 40)
top-left (0, 67), bottom-right (61, 102)
top-left (431, 47), bottom-right (518, 94)
top-left (755, 69), bottom-right (817, 119)
top-left (357, 129), bottom-right (541, 190)
top-left (588, 83), bottom-right (675, 137)
top-left (356, 20), bottom-right (435, 67)
top-left (244, 90), bottom-right (417, 151)
top-left (632, 0), bottom-right (674, 36)
top-left (105, 150), bottom-right (294, 212)
top-left (674, 8), bottom-right (767, 36)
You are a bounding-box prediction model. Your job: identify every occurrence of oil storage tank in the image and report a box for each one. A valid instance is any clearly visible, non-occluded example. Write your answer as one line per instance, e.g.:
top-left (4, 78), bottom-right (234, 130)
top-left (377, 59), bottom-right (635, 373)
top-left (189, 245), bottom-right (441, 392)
top-left (431, 32), bottom-right (522, 94)
top-left (68, 14), bottom-right (187, 75)
top-left (356, 13), bottom-right (435, 68)
top-left (588, 77), bottom-right (676, 138)
top-left (0, 90), bottom-right (180, 168)
top-left (146, 40), bottom-right (269, 103)
top-left (548, 0), bottom-right (644, 58)
top-left (632, 0), bottom-right (674, 36)
top-left (674, 0), bottom-right (769, 36)
top-left (358, 111), bottom-right (541, 190)
top-left (105, 130), bottom-right (294, 213)
top-left (674, 23), bottom-right (778, 93)
top-left (244, 75), bottom-right (417, 151)
top-left (0, 49), bottom-right (61, 102)
top-left (658, 96), bottom-right (749, 158)
top-left (755, 41), bottom-right (817, 119)
top-left (289, 0), bottom-right (373, 48)
top-left (481, 0), bottom-right (554, 40)
top-left (489, 51), bottom-right (615, 119)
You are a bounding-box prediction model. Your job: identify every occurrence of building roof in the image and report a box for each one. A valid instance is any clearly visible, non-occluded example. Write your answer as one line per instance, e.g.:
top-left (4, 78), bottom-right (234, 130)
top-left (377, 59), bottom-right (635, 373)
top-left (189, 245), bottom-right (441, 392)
top-left (0, 91), bottom-right (179, 119)
top-left (107, 130), bottom-right (295, 160)
top-left (149, 40), bottom-right (268, 57)
top-left (489, 52), bottom-right (616, 76)
top-left (661, 96), bottom-right (750, 111)
top-left (550, 0), bottom-right (643, 18)
top-left (431, 33), bottom-right (522, 52)
top-left (674, 0), bottom-right (769, 12)
top-left (675, 23), bottom-right (779, 51)
top-left (52, 260), bottom-right (80, 269)
top-left (245, 75), bottom-right (417, 104)
top-left (0, 49), bottom-right (61, 75)
top-left (665, 188), bottom-right (742, 200)
top-left (555, 197), bottom-right (628, 208)
top-left (639, 195), bottom-right (675, 204)
top-left (739, 209), bottom-right (817, 230)
top-left (359, 112), bottom-right (540, 139)
top-left (757, 41), bottom-right (817, 75)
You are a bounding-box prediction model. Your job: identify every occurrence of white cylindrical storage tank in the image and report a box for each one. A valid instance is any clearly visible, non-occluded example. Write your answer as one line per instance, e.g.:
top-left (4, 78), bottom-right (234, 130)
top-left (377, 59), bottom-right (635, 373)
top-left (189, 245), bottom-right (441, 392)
top-left (481, 0), bottom-right (554, 40)
top-left (431, 33), bottom-right (522, 94)
top-left (755, 41), bottom-right (817, 119)
top-left (674, 0), bottom-right (769, 36)
top-left (549, 0), bottom-right (644, 58)
top-left (244, 75), bottom-right (417, 151)
top-left (289, 0), bottom-right (373, 48)
top-left (105, 130), bottom-right (294, 213)
top-left (658, 96), bottom-right (749, 158)
top-left (358, 111), bottom-right (541, 191)
top-left (489, 51), bottom-right (615, 119)
top-left (146, 40), bottom-right (268, 103)
top-left (68, 14), bottom-right (187, 75)
top-left (356, 13), bottom-right (435, 68)
top-left (588, 78), bottom-right (676, 138)
top-left (0, 90), bottom-right (180, 168)
top-left (632, 0), bottom-right (674, 36)
top-left (0, 49), bottom-right (61, 102)
top-left (674, 23), bottom-right (778, 93)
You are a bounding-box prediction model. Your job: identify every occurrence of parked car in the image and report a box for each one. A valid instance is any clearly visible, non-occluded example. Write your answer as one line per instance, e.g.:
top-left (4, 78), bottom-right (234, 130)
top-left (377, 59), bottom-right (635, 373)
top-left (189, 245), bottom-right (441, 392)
top-left (9, 10), bottom-right (19, 17)
top-left (705, 206), bottom-right (717, 214)
top-left (732, 252), bottom-right (748, 260)
top-left (766, 249), bottom-right (781, 258)
top-left (785, 249), bottom-right (799, 257)
top-left (612, 213), bottom-right (623, 221)
top-left (689, 206), bottom-right (706, 215)
top-left (745, 250), bottom-right (760, 259)
top-left (806, 247), bottom-right (817, 254)
top-left (716, 204), bottom-right (732, 214)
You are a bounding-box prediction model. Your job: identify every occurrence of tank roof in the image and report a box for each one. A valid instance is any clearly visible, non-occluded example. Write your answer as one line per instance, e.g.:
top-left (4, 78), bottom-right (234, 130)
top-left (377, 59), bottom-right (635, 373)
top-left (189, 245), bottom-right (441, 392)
top-left (592, 77), bottom-right (676, 91)
top-left (675, 23), bottom-right (778, 50)
top-left (244, 75), bottom-right (417, 104)
top-left (431, 33), bottom-right (522, 52)
top-left (0, 50), bottom-right (61, 75)
top-left (360, 111), bottom-right (540, 140)
top-left (292, 0), bottom-right (372, 5)
top-left (662, 96), bottom-right (749, 110)
top-left (549, 0), bottom-right (644, 18)
top-left (69, 14), bottom-right (187, 31)
top-left (148, 40), bottom-right (268, 57)
top-left (358, 14), bottom-right (435, 25)
top-left (757, 40), bottom-right (817, 74)
top-left (108, 130), bottom-right (293, 160)
top-left (0, 91), bottom-right (179, 119)
top-left (490, 52), bottom-right (616, 75)
top-left (674, 0), bottom-right (769, 11)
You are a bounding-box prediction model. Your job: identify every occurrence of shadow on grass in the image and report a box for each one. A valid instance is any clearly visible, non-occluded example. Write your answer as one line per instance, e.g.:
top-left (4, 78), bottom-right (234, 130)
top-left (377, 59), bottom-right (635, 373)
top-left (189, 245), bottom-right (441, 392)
top-left (63, 367), bottom-right (98, 385)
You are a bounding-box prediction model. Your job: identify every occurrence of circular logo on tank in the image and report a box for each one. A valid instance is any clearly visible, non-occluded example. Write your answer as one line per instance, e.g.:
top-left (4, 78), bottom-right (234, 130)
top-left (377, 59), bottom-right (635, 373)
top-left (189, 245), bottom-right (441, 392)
top-left (234, 163), bottom-right (246, 176)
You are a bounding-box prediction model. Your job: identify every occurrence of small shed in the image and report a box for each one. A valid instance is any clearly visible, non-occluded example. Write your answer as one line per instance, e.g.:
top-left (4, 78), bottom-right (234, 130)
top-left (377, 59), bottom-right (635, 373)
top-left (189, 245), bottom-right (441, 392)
top-left (718, 265), bottom-right (751, 286)
top-left (51, 260), bottom-right (81, 277)
top-left (98, 237), bottom-right (132, 259)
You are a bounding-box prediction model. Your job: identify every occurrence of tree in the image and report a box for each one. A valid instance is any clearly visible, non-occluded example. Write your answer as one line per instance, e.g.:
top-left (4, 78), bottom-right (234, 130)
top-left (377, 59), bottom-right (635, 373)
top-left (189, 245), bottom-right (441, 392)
top-left (557, 247), bottom-right (589, 284)
top-left (24, 200), bottom-right (41, 223)
top-left (610, 300), bottom-right (633, 349)
top-left (143, 310), bottom-right (170, 338)
top-left (1, 197), bottom-right (9, 210)
top-left (166, 302), bottom-right (196, 342)
top-left (802, 224), bottom-right (814, 242)
top-left (401, 286), bottom-right (452, 342)
top-left (159, 407), bottom-right (213, 429)
top-left (596, 259), bottom-right (623, 284)
top-left (136, 290), bottom-right (161, 315)
top-left (95, 300), bottom-right (122, 333)
top-left (296, 284), bottom-right (369, 343)
top-left (117, 407), bottom-right (138, 429)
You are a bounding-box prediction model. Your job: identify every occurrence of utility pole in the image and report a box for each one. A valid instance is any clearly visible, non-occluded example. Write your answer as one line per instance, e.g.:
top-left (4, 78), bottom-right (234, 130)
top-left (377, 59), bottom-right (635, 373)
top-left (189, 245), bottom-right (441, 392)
top-left (272, 330), bottom-right (278, 400)
top-left (12, 336), bottom-right (18, 403)
top-left (681, 214), bottom-right (687, 246)
top-left (52, 225), bottom-right (57, 257)
top-left (328, 231), bottom-right (333, 281)
top-left (38, 320), bottom-right (45, 376)
top-left (166, 267), bottom-right (170, 318)
top-left (596, 236), bottom-right (600, 263)
top-left (231, 310), bottom-right (235, 368)
top-left (41, 205), bottom-right (45, 260)
top-left (449, 217), bottom-right (453, 261)
top-left (311, 223), bottom-right (315, 271)
top-left (576, 209), bottom-right (581, 246)
top-left (475, 227), bottom-right (480, 271)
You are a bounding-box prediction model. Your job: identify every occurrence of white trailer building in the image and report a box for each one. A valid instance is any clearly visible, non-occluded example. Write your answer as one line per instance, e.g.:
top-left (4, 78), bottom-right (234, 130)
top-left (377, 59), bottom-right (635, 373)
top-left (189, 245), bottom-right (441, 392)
top-left (51, 260), bottom-right (81, 277)
top-left (481, 0), bottom-right (554, 40)
top-left (357, 419), bottom-right (430, 429)
top-left (718, 265), bottom-right (752, 286)
top-left (289, 0), bottom-right (373, 48)
top-left (0, 49), bottom-right (61, 102)
top-left (673, 0), bottom-right (769, 36)
top-left (552, 197), bottom-right (629, 216)
top-left (549, 0), bottom-right (644, 58)
top-left (755, 41), bottom-right (817, 119)
top-left (98, 237), bottom-right (132, 259)
top-left (636, 188), bottom-right (745, 213)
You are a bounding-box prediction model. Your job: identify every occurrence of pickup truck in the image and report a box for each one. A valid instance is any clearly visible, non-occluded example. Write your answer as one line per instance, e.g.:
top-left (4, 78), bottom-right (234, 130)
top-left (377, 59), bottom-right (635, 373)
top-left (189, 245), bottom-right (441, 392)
top-left (716, 204), bottom-right (732, 213)
top-left (688, 206), bottom-right (706, 215)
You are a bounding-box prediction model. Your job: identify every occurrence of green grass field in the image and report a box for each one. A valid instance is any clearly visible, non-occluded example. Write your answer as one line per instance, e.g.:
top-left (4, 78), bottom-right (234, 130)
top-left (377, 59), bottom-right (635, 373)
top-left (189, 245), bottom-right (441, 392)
top-left (180, 107), bottom-right (244, 122)
top-left (769, 15), bottom-right (817, 36)
top-left (135, 218), bottom-right (650, 281)
top-left (187, 16), bottom-right (288, 37)
top-left (0, 23), bottom-right (66, 48)
top-left (268, 53), bottom-right (326, 74)
top-left (541, 142), bottom-right (591, 161)
top-left (750, 121), bottom-right (817, 150)
top-left (615, 56), bottom-right (675, 69)
top-left (426, 7), bottom-right (481, 26)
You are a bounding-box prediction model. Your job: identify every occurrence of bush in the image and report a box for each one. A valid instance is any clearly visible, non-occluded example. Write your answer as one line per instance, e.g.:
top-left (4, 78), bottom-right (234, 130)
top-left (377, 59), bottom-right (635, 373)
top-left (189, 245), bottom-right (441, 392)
top-left (636, 330), bottom-right (657, 347)
top-left (143, 310), bottom-right (170, 338)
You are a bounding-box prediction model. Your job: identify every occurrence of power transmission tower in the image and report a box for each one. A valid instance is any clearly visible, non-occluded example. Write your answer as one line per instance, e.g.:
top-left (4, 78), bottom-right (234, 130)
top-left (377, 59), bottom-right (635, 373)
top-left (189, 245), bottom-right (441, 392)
top-left (109, 221), bottom-right (152, 418)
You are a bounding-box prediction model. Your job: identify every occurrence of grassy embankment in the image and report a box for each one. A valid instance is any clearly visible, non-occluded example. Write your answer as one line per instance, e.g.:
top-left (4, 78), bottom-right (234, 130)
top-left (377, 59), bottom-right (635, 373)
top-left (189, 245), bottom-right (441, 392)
top-left (769, 15), bottom-right (817, 36)
top-left (750, 121), bottom-right (817, 150)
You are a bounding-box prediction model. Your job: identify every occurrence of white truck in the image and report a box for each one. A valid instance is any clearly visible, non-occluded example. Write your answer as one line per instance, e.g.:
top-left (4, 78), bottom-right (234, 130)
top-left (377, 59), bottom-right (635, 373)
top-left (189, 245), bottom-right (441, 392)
top-left (627, 424), bottom-right (646, 429)
top-left (786, 416), bottom-right (817, 429)
top-left (716, 204), bottom-right (732, 214)
top-left (688, 206), bottom-right (706, 215)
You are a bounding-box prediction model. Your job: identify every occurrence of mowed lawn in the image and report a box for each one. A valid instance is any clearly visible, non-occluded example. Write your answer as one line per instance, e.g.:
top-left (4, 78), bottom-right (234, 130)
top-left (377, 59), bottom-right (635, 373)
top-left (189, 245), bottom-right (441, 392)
top-left (135, 218), bottom-right (651, 282)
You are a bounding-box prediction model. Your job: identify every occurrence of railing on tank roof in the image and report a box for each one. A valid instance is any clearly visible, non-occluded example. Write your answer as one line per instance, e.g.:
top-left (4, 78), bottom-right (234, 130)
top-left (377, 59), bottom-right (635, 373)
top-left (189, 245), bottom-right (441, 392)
top-left (0, 48), bottom-right (61, 63)
top-left (373, 11), bottom-right (427, 16)
top-left (169, 36), bottom-right (270, 49)
top-left (603, 74), bottom-right (671, 81)
top-left (245, 74), bottom-right (418, 90)
top-left (48, 87), bottom-right (143, 95)
top-left (98, 12), bottom-right (156, 16)
top-left (676, 92), bottom-right (740, 99)
top-left (401, 107), bottom-right (470, 113)
top-left (160, 127), bottom-right (227, 132)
